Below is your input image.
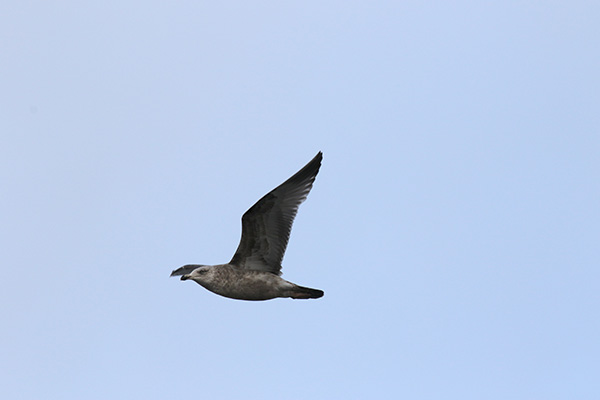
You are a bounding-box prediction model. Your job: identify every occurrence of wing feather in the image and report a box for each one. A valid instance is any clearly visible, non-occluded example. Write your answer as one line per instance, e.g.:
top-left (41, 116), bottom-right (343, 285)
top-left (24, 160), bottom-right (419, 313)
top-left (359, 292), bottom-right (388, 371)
top-left (229, 152), bottom-right (322, 274)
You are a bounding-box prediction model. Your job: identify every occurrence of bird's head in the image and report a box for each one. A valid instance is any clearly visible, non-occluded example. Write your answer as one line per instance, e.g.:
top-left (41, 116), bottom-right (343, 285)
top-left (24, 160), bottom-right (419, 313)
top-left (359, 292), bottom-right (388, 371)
top-left (171, 264), bottom-right (209, 281)
top-left (182, 265), bottom-right (211, 282)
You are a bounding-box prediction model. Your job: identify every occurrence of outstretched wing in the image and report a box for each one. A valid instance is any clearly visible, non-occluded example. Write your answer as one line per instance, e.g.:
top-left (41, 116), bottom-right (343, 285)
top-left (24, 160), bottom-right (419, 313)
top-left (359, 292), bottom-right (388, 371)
top-left (229, 152), bottom-right (322, 275)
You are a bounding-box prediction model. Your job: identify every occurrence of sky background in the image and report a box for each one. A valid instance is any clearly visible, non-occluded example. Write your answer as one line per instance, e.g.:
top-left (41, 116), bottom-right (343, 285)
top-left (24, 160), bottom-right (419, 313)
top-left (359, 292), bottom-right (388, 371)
top-left (1, 2), bottom-right (599, 399)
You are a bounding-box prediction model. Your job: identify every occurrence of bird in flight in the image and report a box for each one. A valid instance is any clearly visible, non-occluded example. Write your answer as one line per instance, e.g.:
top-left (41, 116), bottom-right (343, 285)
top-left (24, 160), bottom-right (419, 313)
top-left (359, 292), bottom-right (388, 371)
top-left (170, 152), bottom-right (324, 301)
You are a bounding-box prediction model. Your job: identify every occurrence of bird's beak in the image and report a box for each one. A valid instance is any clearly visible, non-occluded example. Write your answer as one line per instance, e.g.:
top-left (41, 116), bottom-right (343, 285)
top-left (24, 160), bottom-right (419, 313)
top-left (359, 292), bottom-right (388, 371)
top-left (181, 275), bottom-right (189, 281)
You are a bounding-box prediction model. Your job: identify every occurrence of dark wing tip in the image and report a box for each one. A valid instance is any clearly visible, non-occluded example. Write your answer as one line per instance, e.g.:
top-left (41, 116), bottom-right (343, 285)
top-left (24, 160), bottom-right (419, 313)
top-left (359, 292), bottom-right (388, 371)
top-left (284, 151), bottom-right (322, 187)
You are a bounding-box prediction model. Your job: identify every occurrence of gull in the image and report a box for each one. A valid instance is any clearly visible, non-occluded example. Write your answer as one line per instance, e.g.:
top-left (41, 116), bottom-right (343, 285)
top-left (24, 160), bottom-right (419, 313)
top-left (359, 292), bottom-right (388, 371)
top-left (170, 152), bottom-right (324, 301)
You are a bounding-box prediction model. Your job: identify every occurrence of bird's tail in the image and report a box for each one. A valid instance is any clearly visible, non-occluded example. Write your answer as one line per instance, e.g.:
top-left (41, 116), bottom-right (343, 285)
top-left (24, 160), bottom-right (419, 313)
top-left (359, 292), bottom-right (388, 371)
top-left (290, 285), bottom-right (324, 299)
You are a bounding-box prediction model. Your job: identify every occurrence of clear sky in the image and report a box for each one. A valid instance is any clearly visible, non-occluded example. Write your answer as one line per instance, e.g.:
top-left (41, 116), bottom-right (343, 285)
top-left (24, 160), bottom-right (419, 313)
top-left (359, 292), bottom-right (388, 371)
top-left (2, 2), bottom-right (599, 399)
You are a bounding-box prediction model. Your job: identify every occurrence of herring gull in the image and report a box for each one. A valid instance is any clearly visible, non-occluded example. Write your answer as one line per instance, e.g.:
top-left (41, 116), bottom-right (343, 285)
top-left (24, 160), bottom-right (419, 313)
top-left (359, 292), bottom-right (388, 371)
top-left (170, 152), bottom-right (324, 301)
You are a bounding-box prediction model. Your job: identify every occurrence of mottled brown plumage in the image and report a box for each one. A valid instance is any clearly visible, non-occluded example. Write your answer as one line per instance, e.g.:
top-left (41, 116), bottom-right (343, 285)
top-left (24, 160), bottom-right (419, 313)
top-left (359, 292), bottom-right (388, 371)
top-left (170, 152), bottom-right (323, 301)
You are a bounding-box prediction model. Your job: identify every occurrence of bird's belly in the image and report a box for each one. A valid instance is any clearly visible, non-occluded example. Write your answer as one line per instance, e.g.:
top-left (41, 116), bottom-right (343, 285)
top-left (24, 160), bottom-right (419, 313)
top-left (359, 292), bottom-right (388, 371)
top-left (201, 270), bottom-right (290, 301)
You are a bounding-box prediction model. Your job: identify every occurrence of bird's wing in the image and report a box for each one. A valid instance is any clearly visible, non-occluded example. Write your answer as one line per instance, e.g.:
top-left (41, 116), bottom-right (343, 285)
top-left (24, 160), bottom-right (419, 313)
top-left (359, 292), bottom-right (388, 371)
top-left (229, 152), bottom-right (322, 275)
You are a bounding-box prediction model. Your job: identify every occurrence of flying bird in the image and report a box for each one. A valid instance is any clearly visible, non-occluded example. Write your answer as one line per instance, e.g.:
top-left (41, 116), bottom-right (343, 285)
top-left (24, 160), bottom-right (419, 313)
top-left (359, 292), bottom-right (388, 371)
top-left (171, 152), bottom-right (324, 301)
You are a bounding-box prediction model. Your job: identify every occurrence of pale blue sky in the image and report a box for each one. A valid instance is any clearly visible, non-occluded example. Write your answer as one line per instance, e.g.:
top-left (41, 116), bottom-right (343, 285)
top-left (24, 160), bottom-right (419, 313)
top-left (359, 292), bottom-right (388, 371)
top-left (2, 2), bottom-right (599, 399)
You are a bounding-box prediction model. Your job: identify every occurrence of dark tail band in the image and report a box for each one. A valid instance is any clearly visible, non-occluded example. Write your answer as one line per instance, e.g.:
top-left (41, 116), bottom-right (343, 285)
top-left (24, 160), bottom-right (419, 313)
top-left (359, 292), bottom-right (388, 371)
top-left (291, 285), bottom-right (324, 299)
